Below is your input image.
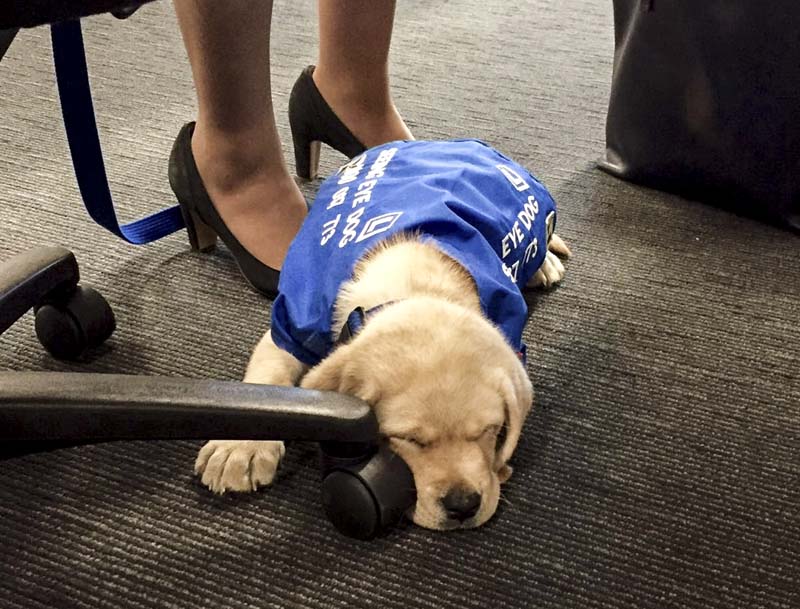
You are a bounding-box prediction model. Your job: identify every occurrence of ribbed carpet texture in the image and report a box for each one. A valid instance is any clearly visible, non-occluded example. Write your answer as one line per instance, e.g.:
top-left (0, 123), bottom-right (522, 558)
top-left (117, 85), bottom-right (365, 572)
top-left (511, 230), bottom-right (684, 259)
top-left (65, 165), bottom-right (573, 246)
top-left (1, 1), bottom-right (798, 608)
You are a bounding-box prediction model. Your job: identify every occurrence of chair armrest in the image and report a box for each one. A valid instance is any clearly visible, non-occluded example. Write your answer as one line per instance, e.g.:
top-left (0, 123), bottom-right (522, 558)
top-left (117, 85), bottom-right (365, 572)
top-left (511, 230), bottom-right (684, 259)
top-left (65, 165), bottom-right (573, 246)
top-left (0, 372), bottom-right (379, 443)
top-left (0, 247), bottom-right (79, 336)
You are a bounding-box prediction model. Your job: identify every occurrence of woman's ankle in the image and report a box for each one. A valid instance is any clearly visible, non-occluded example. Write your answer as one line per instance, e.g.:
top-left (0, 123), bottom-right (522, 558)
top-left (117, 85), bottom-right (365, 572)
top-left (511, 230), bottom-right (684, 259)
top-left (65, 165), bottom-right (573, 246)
top-left (188, 120), bottom-right (307, 270)
top-left (191, 121), bottom-right (288, 195)
top-left (311, 66), bottom-right (413, 147)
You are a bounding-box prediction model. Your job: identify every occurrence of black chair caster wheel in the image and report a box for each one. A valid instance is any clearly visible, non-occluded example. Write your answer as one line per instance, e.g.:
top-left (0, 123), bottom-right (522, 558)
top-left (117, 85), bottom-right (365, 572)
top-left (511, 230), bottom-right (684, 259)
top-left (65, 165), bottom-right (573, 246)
top-left (34, 285), bottom-right (116, 360)
top-left (321, 443), bottom-right (416, 540)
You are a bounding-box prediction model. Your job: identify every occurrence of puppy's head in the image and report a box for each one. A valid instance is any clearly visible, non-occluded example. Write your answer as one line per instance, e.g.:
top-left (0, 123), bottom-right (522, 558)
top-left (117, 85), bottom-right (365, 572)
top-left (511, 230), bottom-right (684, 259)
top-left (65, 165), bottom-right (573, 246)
top-left (301, 298), bottom-right (533, 530)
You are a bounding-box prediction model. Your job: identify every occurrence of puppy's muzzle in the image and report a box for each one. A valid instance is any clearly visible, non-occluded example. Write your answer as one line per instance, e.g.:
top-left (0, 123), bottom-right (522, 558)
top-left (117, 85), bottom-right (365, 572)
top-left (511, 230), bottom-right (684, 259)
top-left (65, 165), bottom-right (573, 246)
top-left (441, 487), bottom-right (482, 522)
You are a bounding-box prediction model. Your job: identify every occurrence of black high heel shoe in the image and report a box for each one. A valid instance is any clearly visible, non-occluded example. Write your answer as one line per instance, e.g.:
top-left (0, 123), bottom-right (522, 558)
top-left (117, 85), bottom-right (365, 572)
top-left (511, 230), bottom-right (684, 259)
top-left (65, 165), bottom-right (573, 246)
top-left (289, 65), bottom-right (367, 180)
top-left (168, 122), bottom-right (281, 298)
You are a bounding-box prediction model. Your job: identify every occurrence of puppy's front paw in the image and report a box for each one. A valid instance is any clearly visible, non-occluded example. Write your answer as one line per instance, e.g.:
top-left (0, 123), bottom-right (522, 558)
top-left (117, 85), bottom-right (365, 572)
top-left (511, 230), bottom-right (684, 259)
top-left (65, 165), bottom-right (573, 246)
top-left (528, 250), bottom-right (566, 289)
top-left (194, 440), bottom-right (285, 494)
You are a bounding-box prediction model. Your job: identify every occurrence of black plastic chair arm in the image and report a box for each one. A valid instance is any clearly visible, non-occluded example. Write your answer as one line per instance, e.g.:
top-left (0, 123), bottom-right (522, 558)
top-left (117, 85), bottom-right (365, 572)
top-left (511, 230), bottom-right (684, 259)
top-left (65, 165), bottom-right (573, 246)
top-left (0, 372), bottom-right (379, 443)
top-left (0, 247), bottom-right (79, 336)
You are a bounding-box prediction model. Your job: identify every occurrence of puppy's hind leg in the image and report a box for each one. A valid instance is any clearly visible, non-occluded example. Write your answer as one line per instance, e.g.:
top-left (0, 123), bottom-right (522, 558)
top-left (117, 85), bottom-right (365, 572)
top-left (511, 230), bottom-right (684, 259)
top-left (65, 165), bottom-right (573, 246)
top-left (528, 234), bottom-right (571, 289)
top-left (548, 233), bottom-right (572, 259)
top-left (195, 330), bottom-right (308, 494)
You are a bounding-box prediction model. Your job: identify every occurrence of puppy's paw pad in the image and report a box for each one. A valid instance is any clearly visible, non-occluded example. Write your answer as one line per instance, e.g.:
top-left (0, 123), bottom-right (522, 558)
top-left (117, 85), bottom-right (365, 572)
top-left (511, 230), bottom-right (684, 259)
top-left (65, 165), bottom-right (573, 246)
top-left (528, 251), bottom-right (566, 289)
top-left (195, 440), bottom-right (285, 494)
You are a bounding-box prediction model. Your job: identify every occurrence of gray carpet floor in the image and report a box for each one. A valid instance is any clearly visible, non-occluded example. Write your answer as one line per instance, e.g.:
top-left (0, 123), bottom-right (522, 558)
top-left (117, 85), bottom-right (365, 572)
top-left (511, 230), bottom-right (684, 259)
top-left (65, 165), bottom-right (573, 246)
top-left (1, 1), bottom-right (798, 608)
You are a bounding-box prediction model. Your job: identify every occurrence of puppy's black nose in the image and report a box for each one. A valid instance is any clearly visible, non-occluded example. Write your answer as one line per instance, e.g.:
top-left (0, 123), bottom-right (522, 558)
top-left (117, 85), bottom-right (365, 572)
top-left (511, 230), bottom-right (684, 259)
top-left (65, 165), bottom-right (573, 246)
top-left (441, 489), bottom-right (482, 522)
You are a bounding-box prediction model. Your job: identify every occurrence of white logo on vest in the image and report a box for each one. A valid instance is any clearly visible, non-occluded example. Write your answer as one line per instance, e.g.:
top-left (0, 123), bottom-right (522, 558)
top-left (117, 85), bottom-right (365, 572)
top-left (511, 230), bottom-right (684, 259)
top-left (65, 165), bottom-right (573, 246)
top-left (356, 212), bottom-right (405, 243)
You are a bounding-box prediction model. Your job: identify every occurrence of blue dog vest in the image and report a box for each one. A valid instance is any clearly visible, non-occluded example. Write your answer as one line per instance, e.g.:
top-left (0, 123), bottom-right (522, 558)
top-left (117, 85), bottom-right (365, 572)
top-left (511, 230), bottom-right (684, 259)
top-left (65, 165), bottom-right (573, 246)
top-left (271, 140), bottom-right (557, 366)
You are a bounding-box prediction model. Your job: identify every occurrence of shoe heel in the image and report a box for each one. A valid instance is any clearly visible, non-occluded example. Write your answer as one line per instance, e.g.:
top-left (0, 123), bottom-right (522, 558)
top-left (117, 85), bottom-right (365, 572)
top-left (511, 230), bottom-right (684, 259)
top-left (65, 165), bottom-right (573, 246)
top-left (168, 122), bottom-right (280, 297)
top-left (182, 206), bottom-right (218, 252)
top-left (288, 65), bottom-right (365, 180)
top-left (169, 123), bottom-right (218, 253)
top-left (293, 132), bottom-right (321, 181)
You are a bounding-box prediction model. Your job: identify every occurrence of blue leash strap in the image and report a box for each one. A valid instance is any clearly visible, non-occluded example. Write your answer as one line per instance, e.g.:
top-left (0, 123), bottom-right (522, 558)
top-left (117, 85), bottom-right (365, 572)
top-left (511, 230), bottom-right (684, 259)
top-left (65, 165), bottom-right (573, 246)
top-left (50, 20), bottom-right (185, 244)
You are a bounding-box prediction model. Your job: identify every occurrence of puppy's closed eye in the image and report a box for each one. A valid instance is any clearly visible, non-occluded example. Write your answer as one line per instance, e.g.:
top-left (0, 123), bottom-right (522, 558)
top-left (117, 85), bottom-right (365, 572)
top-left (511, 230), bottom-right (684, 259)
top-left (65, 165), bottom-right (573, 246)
top-left (467, 425), bottom-right (502, 443)
top-left (394, 436), bottom-right (430, 449)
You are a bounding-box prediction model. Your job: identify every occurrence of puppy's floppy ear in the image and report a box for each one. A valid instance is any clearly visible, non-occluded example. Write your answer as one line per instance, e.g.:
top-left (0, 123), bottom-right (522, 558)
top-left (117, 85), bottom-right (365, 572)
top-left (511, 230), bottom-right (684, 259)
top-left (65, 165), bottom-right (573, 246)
top-left (494, 359), bottom-right (534, 481)
top-left (300, 342), bottom-right (380, 404)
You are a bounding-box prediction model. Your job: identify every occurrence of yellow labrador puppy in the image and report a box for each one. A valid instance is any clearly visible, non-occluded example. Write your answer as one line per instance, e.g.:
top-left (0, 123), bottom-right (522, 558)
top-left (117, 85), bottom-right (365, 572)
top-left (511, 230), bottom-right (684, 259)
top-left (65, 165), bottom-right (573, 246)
top-left (195, 140), bottom-right (569, 530)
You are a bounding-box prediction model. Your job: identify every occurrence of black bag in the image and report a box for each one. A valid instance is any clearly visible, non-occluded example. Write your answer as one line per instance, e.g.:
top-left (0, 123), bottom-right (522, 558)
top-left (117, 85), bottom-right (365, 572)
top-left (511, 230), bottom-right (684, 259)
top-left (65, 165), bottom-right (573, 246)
top-left (600, 0), bottom-right (800, 232)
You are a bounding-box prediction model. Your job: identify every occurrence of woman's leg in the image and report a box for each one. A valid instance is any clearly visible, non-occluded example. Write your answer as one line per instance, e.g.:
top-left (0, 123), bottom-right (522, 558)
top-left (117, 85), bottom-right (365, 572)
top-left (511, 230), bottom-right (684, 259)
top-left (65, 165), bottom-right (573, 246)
top-left (173, 0), bottom-right (306, 270)
top-left (313, 0), bottom-right (413, 147)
